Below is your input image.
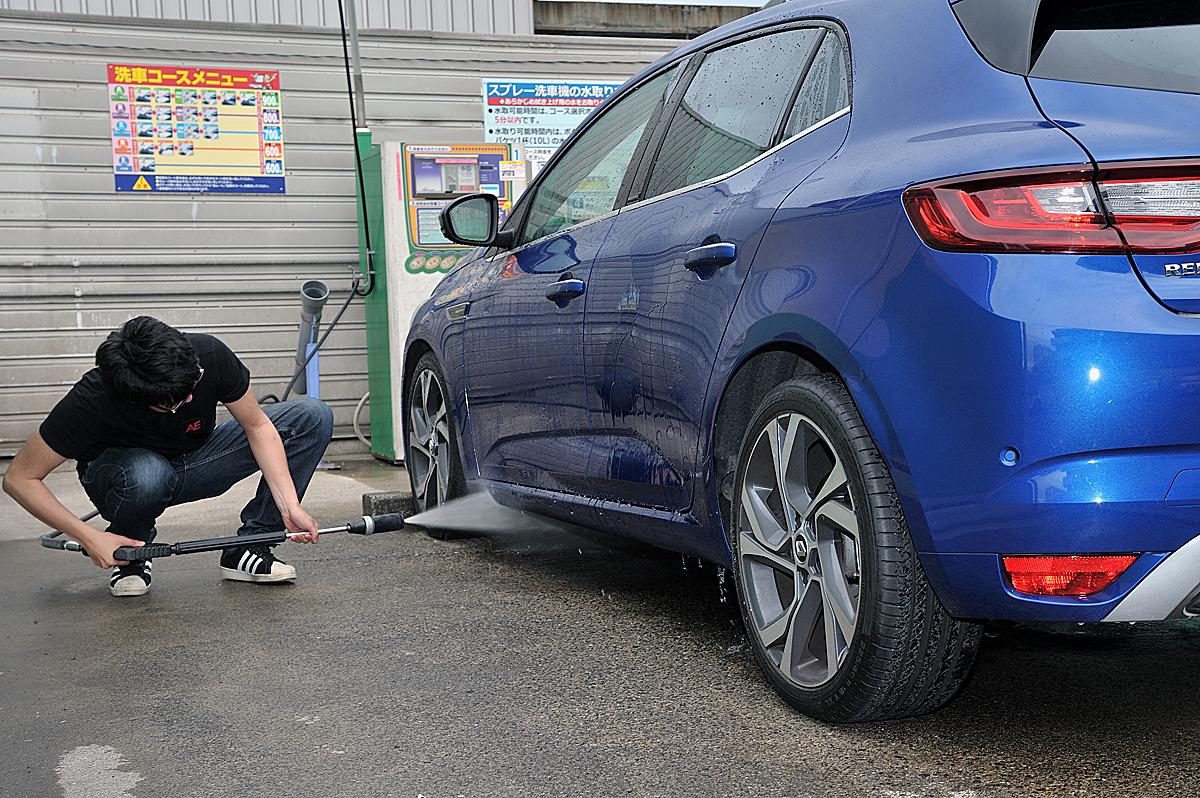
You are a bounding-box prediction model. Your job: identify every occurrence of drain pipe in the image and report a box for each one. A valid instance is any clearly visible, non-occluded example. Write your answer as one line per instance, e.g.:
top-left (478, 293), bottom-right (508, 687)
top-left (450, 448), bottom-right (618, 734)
top-left (293, 280), bottom-right (330, 396)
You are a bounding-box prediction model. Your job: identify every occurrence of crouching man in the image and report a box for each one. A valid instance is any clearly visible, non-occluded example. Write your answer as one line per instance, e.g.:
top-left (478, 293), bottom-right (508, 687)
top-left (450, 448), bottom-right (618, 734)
top-left (2, 316), bottom-right (334, 597)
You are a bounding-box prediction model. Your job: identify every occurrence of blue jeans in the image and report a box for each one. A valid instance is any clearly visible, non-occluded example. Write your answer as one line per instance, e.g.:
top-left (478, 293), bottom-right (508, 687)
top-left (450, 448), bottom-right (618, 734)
top-left (79, 397), bottom-right (334, 543)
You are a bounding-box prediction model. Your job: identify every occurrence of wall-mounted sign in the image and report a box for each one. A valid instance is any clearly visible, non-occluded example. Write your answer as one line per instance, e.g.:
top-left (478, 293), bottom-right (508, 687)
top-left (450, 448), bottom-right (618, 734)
top-left (396, 143), bottom-right (514, 274)
top-left (107, 63), bottom-right (285, 193)
top-left (482, 79), bottom-right (622, 174)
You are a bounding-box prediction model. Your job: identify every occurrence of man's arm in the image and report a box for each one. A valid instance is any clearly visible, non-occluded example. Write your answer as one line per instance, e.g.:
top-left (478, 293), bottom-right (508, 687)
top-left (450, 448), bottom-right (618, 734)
top-left (2, 433), bottom-right (144, 568)
top-left (224, 389), bottom-right (320, 543)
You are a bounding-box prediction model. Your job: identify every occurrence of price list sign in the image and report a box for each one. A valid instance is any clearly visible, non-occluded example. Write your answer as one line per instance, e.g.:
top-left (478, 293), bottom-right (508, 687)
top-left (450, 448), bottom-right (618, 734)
top-left (107, 63), bottom-right (286, 193)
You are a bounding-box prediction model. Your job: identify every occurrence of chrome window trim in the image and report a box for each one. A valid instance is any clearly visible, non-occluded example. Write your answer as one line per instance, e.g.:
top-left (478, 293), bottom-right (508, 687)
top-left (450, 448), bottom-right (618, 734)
top-left (621, 105), bottom-right (851, 214)
top-left (488, 104), bottom-right (851, 261)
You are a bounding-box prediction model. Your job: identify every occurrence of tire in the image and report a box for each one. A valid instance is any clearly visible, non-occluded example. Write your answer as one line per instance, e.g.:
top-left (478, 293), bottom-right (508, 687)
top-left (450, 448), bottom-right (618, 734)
top-left (729, 373), bottom-right (981, 722)
top-left (405, 352), bottom-right (467, 537)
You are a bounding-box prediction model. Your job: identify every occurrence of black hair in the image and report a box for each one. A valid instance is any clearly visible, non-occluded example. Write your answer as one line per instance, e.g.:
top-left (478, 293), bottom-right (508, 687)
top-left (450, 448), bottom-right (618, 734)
top-left (95, 316), bottom-right (200, 406)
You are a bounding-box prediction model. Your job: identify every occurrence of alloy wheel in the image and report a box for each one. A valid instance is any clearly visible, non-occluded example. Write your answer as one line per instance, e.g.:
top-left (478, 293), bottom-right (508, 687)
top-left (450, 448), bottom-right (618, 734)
top-left (408, 368), bottom-right (450, 512)
top-left (737, 412), bottom-right (862, 688)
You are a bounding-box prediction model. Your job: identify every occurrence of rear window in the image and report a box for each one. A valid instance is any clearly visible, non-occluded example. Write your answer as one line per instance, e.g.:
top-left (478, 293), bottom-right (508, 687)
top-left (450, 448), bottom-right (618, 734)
top-left (953, 0), bottom-right (1200, 95)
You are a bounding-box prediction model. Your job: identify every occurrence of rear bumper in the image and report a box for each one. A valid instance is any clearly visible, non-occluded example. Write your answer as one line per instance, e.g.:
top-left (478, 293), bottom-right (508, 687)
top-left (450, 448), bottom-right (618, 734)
top-left (1104, 536), bottom-right (1200, 621)
top-left (852, 242), bottom-right (1200, 622)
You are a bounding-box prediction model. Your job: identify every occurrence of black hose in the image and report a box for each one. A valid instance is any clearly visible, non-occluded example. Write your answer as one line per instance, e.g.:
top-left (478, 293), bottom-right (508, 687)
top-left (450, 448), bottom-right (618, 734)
top-left (336, 0), bottom-right (376, 298)
top-left (263, 5), bottom-right (375, 404)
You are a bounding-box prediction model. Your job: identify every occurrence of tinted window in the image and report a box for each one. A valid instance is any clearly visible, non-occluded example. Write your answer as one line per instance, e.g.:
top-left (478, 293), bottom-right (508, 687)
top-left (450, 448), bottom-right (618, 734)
top-left (643, 28), bottom-right (822, 199)
top-left (1030, 1), bottom-right (1200, 94)
top-left (783, 32), bottom-right (849, 137)
top-left (954, 0), bottom-right (1200, 95)
top-left (519, 67), bottom-right (677, 246)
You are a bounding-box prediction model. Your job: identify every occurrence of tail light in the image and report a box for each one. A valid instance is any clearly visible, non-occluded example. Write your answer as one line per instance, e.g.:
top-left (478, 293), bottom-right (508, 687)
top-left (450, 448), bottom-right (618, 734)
top-left (904, 160), bottom-right (1200, 255)
top-left (1002, 554), bottom-right (1137, 598)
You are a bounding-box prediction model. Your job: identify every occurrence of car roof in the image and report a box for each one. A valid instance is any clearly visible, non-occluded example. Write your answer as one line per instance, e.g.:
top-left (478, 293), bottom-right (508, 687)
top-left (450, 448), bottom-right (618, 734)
top-left (631, 0), bottom-right (948, 81)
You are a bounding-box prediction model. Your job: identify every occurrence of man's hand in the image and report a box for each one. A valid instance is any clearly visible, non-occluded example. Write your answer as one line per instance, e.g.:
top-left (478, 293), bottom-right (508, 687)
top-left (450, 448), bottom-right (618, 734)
top-left (282, 505), bottom-right (319, 543)
top-left (81, 530), bottom-right (148, 569)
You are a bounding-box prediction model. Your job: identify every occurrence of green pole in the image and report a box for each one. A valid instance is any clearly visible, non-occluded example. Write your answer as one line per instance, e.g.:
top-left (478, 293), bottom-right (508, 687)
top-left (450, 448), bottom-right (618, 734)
top-left (357, 129), bottom-right (397, 461)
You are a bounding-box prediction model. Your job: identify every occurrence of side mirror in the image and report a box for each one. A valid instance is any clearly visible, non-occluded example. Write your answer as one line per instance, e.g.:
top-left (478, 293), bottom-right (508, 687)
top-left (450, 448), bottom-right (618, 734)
top-left (439, 194), bottom-right (499, 247)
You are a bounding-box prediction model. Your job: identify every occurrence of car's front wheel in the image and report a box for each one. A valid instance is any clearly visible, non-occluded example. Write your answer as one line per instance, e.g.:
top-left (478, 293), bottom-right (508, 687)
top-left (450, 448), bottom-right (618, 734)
top-left (406, 352), bottom-right (466, 518)
top-left (731, 374), bottom-right (981, 722)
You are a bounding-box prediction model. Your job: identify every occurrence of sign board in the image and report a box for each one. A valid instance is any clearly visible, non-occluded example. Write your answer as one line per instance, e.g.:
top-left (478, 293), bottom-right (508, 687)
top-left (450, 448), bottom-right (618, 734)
top-left (482, 79), bottom-right (622, 174)
top-left (395, 143), bottom-right (514, 275)
top-left (107, 63), bottom-right (285, 193)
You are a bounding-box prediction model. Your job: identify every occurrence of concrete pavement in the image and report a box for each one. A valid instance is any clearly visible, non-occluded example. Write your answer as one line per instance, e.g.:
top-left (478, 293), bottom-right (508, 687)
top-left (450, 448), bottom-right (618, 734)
top-left (2, 460), bottom-right (1199, 797)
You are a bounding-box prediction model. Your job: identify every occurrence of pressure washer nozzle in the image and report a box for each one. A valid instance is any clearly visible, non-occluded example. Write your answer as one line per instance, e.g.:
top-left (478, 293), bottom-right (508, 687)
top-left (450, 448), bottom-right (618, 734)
top-left (347, 513), bottom-right (405, 535)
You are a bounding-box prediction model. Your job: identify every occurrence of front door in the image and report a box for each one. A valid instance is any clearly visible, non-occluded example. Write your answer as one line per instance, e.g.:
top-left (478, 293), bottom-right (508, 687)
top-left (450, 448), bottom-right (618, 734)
top-left (582, 25), bottom-right (852, 514)
top-left (461, 66), bottom-right (681, 494)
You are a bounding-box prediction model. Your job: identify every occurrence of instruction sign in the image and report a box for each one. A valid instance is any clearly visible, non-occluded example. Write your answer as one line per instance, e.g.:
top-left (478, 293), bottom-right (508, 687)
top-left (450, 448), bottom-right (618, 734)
top-left (482, 79), bottom-right (621, 174)
top-left (397, 143), bottom-right (513, 274)
top-left (107, 63), bottom-right (285, 193)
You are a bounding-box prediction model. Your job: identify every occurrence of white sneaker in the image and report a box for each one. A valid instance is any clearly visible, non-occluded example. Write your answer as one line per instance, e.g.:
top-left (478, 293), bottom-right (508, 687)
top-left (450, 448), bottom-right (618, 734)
top-left (220, 546), bottom-right (297, 583)
top-left (109, 561), bottom-right (151, 597)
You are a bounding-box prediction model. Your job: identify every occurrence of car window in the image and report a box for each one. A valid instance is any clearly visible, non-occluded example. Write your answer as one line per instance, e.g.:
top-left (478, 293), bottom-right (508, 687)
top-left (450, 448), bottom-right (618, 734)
top-left (642, 27), bottom-right (823, 199)
top-left (783, 32), bottom-right (849, 137)
top-left (518, 67), bottom-right (678, 246)
top-left (1029, 1), bottom-right (1200, 95)
top-left (953, 0), bottom-right (1200, 95)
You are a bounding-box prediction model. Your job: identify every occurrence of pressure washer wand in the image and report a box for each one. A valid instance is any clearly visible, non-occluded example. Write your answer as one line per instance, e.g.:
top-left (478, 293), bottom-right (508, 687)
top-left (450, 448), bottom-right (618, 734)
top-left (40, 513), bottom-right (405, 562)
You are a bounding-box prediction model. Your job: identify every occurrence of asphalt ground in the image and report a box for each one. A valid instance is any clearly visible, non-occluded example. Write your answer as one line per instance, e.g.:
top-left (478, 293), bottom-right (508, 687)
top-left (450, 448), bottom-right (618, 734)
top-left (2, 460), bottom-right (1200, 797)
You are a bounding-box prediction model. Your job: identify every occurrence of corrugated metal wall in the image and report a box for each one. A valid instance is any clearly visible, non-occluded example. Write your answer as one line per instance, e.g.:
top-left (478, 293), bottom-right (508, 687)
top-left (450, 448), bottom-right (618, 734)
top-left (0, 9), bottom-right (673, 457)
top-left (0, 0), bottom-right (535, 35)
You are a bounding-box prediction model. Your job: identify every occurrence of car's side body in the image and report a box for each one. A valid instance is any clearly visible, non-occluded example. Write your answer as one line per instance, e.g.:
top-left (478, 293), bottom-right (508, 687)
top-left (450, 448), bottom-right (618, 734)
top-left (406, 0), bottom-right (1200, 625)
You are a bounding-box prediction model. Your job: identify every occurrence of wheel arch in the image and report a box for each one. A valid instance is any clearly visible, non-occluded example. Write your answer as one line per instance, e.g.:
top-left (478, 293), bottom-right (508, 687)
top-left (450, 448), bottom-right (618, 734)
top-left (706, 320), bottom-right (918, 550)
top-left (400, 338), bottom-right (435, 458)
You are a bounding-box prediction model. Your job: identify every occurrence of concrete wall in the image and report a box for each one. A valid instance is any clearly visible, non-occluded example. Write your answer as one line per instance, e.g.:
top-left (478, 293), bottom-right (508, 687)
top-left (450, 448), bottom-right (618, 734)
top-left (533, 1), bottom-right (755, 38)
top-left (0, 9), bottom-right (675, 456)
top-left (0, 0), bottom-right (536, 35)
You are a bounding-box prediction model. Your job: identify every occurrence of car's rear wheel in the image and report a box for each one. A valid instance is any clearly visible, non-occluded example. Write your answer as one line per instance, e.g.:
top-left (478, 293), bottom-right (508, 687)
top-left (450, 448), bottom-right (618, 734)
top-left (406, 352), bottom-right (466, 524)
top-left (731, 374), bottom-right (981, 722)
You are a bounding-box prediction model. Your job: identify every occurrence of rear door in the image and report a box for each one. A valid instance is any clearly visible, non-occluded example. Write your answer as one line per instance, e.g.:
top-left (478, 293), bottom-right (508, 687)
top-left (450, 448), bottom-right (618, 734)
top-left (579, 24), bottom-right (852, 514)
top-left (461, 66), bottom-right (679, 493)
top-left (955, 0), bottom-right (1200, 311)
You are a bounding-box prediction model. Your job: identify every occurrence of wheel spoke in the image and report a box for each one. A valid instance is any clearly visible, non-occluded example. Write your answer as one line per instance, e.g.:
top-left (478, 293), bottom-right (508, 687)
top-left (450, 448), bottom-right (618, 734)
top-left (821, 586), bottom-right (841, 683)
top-left (435, 447), bottom-right (449, 501)
top-left (412, 467), bottom-right (434, 507)
top-left (781, 577), bottom-right (821, 677)
top-left (739, 528), bottom-right (793, 574)
top-left (758, 598), bottom-right (796, 649)
top-left (422, 464), bottom-right (437, 506)
top-left (818, 540), bottom-right (857, 647)
top-left (741, 481), bottom-right (789, 551)
top-left (431, 401), bottom-right (447, 429)
top-left (804, 458), bottom-right (847, 521)
top-left (815, 498), bottom-right (858, 539)
top-left (411, 404), bottom-right (430, 441)
top-left (769, 416), bottom-right (800, 533)
top-left (409, 438), bottom-right (432, 461)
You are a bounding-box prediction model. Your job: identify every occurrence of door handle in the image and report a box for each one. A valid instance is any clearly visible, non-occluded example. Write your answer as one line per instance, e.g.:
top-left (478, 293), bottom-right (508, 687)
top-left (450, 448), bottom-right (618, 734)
top-left (545, 277), bottom-right (586, 307)
top-left (684, 242), bottom-right (737, 277)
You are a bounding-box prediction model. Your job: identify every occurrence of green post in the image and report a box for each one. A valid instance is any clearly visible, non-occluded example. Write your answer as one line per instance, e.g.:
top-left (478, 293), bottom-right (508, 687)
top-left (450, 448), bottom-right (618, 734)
top-left (357, 130), bottom-right (396, 461)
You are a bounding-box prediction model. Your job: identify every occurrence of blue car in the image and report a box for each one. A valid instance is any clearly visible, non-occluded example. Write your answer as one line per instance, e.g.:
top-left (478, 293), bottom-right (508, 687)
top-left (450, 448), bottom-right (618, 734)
top-left (407, 0), bottom-right (1200, 721)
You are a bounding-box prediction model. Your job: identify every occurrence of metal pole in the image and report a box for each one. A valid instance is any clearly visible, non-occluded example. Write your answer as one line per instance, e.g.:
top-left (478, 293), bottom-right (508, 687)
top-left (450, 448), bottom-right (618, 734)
top-left (345, 0), bottom-right (368, 125)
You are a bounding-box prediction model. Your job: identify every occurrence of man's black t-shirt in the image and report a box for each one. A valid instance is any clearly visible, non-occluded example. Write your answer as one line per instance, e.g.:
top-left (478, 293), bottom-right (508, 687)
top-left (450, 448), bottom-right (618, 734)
top-left (40, 333), bottom-right (251, 466)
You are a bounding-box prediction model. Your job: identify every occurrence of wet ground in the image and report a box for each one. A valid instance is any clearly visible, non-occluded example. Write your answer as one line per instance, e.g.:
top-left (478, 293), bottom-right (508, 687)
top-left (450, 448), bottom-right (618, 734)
top-left (2, 460), bottom-right (1198, 797)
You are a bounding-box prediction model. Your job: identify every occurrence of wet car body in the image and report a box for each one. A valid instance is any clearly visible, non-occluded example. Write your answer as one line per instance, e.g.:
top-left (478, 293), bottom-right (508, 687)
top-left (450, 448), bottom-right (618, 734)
top-left (405, 0), bottom-right (1200, 628)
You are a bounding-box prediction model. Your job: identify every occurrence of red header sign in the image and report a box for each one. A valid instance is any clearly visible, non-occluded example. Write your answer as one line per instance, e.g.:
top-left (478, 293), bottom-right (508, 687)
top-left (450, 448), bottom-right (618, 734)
top-left (106, 64), bottom-right (280, 91)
